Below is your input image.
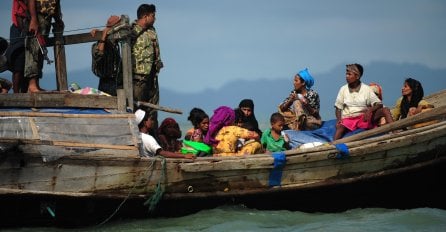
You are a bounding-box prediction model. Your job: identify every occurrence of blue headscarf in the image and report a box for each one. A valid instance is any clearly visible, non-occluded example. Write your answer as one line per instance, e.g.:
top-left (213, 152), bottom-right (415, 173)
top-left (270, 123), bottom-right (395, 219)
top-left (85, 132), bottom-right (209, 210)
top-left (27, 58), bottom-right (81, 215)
top-left (298, 68), bottom-right (314, 90)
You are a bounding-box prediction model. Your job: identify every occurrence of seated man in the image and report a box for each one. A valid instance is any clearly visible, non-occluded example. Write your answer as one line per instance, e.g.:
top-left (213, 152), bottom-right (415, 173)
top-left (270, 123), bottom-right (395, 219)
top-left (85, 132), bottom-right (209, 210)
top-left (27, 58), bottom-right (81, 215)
top-left (333, 64), bottom-right (391, 140)
top-left (135, 109), bottom-right (194, 159)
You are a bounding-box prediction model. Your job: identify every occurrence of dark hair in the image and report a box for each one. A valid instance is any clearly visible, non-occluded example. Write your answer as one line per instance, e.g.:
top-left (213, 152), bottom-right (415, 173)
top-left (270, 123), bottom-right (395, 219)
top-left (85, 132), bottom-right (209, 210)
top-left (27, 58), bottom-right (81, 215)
top-left (270, 112), bottom-right (284, 124)
top-left (239, 99), bottom-right (254, 110)
top-left (354, 63), bottom-right (364, 77)
top-left (400, 77), bottom-right (424, 119)
top-left (137, 4), bottom-right (156, 19)
top-left (187, 108), bottom-right (209, 129)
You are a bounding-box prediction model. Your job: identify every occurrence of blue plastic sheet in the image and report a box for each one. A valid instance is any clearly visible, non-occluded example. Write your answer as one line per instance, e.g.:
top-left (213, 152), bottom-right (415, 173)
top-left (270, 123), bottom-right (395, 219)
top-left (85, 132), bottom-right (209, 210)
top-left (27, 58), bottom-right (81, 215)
top-left (269, 152), bottom-right (287, 187)
top-left (334, 143), bottom-right (350, 159)
top-left (284, 119), bottom-right (365, 149)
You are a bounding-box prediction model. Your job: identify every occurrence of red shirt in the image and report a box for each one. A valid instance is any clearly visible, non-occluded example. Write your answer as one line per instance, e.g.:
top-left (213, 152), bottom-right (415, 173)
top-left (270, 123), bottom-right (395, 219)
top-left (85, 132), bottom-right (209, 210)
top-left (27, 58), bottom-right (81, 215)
top-left (12, 0), bottom-right (28, 27)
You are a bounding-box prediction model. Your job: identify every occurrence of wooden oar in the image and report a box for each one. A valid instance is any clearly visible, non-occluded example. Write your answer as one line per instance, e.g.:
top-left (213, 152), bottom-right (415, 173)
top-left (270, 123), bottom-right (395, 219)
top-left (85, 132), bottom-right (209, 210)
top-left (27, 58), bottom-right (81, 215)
top-left (135, 101), bottom-right (183, 114)
top-left (333, 105), bottom-right (446, 144)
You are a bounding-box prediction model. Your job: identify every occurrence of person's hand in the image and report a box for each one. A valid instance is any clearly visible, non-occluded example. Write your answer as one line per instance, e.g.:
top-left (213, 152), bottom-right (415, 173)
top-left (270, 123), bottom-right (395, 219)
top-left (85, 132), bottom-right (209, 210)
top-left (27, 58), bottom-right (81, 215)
top-left (298, 94), bottom-right (307, 104)
top-left (183, 154), bottom-right (196, 160)
top-left (289, 91), bottom-right (297, 101)
top-left (90, 29), bottom-right (100, 37)
top-left (363, 108), bottom-right (373, 122)
top-left (29, 18), bottom-right (39, 36)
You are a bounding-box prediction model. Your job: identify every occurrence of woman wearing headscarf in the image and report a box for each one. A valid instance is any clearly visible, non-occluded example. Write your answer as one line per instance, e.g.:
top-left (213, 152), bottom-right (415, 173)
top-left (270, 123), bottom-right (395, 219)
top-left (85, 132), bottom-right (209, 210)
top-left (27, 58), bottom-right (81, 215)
top-left (392, 78), bottom-right (434, 121)
top-left (234, 99), bottom-right (262, 136)
top-left (157, 117), bottom-right (182, 152)
top-left (204, 106), bottom-right (262, 156)
top-left (279, 68), bottom-right (322, 130)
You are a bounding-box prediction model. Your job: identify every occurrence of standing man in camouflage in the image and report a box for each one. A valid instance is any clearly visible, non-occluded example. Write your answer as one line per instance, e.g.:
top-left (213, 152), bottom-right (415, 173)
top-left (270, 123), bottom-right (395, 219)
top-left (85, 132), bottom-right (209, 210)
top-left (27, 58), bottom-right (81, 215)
top-left (132, 3), bottom-right (163, 134)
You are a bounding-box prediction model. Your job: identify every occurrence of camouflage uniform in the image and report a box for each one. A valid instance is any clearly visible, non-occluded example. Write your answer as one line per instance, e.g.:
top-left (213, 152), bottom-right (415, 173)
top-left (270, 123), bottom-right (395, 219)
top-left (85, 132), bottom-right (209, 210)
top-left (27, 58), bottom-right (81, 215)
top-left (132, 22), bottom-right (163, 130)
top-left (24, 0), bottom-right (59, 79)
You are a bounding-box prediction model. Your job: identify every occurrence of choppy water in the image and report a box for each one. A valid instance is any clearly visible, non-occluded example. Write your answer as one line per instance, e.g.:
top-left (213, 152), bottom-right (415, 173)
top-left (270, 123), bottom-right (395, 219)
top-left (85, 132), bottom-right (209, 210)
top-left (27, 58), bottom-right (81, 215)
top-left (3, 206), bottom-right (446, 232)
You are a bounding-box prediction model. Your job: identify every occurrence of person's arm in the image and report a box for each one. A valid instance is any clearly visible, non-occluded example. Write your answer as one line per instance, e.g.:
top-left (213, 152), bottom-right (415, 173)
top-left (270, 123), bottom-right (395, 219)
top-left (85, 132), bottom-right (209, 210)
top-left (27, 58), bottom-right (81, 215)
top-left (91, 27), bottom-right (111, 54)
top-left (279, 91), bottom-right (297, 112)
top-left (335, 107), bottom-right (342, 123)
top-left (158, 149), bottom-right (195, 159)
top-left (301, 95), bottom-right (320, 118)
top-left (363, 102), bottom-right (383, 122)
top-left (28, 0), bottom-right (38, 35)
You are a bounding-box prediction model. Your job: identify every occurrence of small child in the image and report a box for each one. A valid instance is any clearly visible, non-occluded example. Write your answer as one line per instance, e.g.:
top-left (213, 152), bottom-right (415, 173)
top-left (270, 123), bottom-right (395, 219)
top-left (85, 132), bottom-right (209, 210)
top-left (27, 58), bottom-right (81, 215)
top-left (261, 112), bottom-right (288, 152)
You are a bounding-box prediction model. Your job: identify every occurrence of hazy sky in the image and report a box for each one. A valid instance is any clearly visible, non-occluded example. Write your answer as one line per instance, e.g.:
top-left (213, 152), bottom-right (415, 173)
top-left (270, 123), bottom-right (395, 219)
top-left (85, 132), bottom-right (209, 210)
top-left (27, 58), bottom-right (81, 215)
top-left (1, 0), bottom-right (445, 93)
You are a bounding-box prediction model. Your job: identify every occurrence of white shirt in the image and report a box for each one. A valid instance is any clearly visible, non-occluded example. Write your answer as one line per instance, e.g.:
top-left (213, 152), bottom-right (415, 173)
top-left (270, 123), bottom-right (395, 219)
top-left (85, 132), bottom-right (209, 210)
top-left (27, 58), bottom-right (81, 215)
top-left (141, 133), bottom-right (162, 157)
top-left (334, 83), bottom-right (381, 118)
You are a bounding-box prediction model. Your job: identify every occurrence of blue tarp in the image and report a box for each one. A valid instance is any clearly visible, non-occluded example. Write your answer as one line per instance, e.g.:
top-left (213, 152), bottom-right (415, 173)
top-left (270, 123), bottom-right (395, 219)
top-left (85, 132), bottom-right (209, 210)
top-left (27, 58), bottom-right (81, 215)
top-left (284, 119), bottom-right (365, 149)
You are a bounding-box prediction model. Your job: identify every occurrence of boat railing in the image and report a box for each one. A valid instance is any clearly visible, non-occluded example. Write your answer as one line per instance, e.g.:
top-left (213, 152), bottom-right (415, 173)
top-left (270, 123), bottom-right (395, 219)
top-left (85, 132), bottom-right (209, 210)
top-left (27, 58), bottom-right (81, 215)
top-left (0, 15), bottom-right (134, 112)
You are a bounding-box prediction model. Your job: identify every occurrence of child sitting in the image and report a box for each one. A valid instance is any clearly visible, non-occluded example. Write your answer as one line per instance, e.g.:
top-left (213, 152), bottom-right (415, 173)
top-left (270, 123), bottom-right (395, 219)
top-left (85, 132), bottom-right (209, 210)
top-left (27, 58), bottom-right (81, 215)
top-left (261, 112), bottom-right (288, 152)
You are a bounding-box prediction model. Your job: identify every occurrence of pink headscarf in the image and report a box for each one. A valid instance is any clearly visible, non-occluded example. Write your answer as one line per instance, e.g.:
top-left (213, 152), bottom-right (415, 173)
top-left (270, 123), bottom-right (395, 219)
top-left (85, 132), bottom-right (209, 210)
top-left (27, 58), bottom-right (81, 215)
top-left (204, 106), bottom-right (235, 145)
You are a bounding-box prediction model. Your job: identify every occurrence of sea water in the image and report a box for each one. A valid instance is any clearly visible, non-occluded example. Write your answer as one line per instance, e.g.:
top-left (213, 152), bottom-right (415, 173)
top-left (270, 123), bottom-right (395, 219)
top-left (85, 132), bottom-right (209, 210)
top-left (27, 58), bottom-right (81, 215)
top-left (3, 206), bottom-right (445, 231)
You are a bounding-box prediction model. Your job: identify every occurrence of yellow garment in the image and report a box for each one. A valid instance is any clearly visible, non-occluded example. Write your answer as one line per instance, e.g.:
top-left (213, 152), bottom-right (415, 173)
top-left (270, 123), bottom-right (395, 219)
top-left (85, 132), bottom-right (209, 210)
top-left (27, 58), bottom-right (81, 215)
top-left (213, 126), bottom-right (262, 156)
top-left (391, 97), bottom-right (430, 120)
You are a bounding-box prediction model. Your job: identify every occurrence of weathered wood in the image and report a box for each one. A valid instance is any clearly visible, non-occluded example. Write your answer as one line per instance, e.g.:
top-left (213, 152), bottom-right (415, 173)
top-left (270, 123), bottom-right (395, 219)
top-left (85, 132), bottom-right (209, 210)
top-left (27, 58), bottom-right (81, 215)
top-left (0, 111), bottom-right (132, 118)
top-left (117, 89), bottom-right (126, 112)
top-left (53, 5), bottom-right (68, 90)
top-left (46, 31), bottom-right (103, 46)
top-left (424, 89), bottom-right (446, 108)
top-left (333, 105), bottom-right (446, 144)
top-left (136, 101), bottom-right (183, 114)
top-left (0, 92), bottom-right (118, 109)
top-left (0, 138), bottom-right (137, 150)
top-left (180, 122), bottom-right (446, 172)
top-left (120, 15), bottom-right (134, 112)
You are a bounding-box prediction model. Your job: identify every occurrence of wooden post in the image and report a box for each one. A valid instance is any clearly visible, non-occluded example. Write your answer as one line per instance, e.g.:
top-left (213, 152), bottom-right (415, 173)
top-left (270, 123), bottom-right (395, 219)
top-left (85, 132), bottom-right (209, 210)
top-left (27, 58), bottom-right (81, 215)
top-left (53, 7), bottom-right (67, 91)
top-left (120, 15), bottom-right (134, 112)
top-left (117, 89), bottom-right (126, 112)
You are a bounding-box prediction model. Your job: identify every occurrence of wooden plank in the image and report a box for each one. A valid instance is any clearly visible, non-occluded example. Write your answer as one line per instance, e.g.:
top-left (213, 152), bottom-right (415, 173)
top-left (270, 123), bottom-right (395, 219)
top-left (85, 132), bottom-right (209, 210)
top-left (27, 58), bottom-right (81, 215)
top-left (0, 138), bottom-right (137, 150)
top-left (333, 105), bottom-right (446, 144)
top-left (63, 93), bottom-right (117, 108)
top-left (179, 123), bottom-right (446, 172)
top-left (136, 101), bottom-right (183, 114)
top-left (46, 31), bottom-right (103, 46)
top-left (0, 92), bottom-right (118, 109)
top-left (0, 111), bottom-right (132, 118)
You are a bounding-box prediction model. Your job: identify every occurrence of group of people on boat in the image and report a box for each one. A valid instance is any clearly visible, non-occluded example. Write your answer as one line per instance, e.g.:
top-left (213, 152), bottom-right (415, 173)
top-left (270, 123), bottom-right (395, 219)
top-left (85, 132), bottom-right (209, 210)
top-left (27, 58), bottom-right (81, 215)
top-left (0, 2), bottom-right (435, 159)
top-left (1, 1), bottom-right (165, 133)
top-left (133, 63), bottom-right (434, 159)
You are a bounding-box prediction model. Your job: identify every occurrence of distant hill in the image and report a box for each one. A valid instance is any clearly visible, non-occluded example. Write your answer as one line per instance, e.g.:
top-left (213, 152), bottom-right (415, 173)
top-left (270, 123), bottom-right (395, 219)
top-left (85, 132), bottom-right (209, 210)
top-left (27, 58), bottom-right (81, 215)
top-left (36, 61), bottom-right (446, 131)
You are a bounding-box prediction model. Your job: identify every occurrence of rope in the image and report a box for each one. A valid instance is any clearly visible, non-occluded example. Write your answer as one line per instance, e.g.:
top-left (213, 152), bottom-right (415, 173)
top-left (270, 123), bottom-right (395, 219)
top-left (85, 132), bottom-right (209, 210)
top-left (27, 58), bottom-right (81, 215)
top-left (143, 157), bottom-right (167, 212)
top-left (95, 157), bottom-right (157, 227)
top-left (3, 25), bottom-right (106, 43)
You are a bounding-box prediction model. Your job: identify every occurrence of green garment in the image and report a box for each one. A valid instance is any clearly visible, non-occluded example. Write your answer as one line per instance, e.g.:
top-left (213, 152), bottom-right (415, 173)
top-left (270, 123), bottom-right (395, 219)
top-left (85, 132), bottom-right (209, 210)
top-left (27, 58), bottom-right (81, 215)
top-left (131, 23), bottom-right (162, 75)
top-left (261, 128), bottom-right (286, 152)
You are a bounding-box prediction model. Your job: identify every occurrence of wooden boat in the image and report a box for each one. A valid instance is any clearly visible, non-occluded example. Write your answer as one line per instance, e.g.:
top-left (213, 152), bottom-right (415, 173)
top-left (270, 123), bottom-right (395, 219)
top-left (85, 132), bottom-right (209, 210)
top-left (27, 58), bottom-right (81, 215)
top-left (1, 91), bottom-right (445, 227)
top-left (1, 17), bottom-right (445, 226)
